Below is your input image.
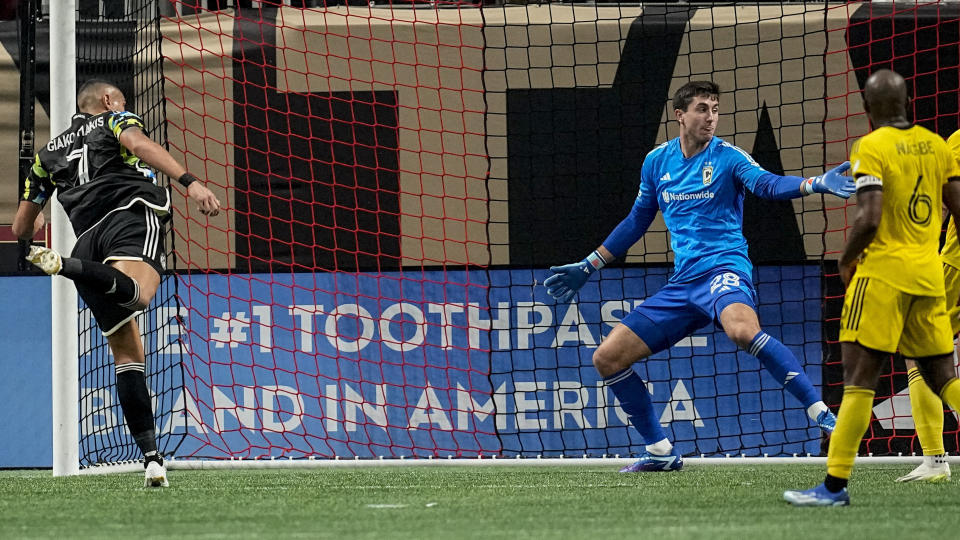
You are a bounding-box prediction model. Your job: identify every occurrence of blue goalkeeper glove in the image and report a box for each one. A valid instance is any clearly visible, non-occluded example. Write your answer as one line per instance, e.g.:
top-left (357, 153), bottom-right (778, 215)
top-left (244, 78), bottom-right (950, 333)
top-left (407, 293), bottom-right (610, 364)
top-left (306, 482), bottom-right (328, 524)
top-left (545, 251), bottom-right (606, 303)
top-left (802, 161), bottom-right (854, 199)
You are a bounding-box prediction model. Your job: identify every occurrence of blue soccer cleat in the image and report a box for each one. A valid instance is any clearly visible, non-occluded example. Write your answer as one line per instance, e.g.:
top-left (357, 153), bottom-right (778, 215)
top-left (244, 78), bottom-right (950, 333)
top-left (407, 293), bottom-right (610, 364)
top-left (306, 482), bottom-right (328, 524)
top-left (783, 483), bottom-right (850, 507)
top-left (619, 449), bottom-right (683, 473)
top-left (816, 410), bottom-right (837, 435)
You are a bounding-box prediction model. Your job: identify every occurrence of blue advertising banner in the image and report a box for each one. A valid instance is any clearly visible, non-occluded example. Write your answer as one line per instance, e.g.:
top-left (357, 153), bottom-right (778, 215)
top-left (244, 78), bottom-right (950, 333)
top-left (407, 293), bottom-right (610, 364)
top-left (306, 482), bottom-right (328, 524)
top-left (78, 265), bottom-right (823, 461)
top-left (0, 276), bottom-right (52, 468)
top-left (0, 265), bottom-right (823, 467)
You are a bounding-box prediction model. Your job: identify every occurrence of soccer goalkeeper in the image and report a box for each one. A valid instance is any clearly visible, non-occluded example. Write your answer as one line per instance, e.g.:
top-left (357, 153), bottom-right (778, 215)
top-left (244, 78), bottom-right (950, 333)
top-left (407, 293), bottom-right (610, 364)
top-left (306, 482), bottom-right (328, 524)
top-left (11, 79), bottom-right (221, 487)
top-left (545, 80), bottom-right (852, 472)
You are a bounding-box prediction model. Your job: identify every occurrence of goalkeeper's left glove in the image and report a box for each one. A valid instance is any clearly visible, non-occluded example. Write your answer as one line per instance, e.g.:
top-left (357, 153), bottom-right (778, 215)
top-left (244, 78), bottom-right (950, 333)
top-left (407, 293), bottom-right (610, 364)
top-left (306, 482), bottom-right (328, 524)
top-left (544, 251), bottom-right (606, 304)
top-left (802, 161), bottom-right (854, 199)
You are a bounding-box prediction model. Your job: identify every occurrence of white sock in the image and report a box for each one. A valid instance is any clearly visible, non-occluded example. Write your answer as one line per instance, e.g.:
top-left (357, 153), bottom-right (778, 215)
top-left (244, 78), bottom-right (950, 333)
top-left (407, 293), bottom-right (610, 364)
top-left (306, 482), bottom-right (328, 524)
top-left (645, 438), bottom-right (673, 456)
top-left (806, 401), bottom-right (829, 421)
top-left (925, 453), bottom-right (949, 467)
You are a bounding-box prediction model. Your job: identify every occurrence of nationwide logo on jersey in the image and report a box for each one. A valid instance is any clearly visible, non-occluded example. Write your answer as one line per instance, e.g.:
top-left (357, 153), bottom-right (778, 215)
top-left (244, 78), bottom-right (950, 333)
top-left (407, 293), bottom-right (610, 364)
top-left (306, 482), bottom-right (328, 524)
top-left (662, 190), bottom-right (715, 203)
top-left (702, 164), bottom-right (713, 186)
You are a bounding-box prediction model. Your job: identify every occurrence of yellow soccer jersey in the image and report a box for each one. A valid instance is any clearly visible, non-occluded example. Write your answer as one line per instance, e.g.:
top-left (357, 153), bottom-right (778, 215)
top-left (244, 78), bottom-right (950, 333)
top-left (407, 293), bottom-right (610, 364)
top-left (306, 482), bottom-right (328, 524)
top-left (941, 130), bottom-right (960, 269)
top-left (849, 125), bottom-right (960, 295)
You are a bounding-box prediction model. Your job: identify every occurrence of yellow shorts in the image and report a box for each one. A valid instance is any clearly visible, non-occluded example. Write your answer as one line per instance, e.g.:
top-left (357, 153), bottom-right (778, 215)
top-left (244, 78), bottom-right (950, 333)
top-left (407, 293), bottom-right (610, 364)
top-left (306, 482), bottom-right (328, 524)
top-left (944, 262), bottom-right (960, 335)
top-left (839, 275), bottom-right (954, 357)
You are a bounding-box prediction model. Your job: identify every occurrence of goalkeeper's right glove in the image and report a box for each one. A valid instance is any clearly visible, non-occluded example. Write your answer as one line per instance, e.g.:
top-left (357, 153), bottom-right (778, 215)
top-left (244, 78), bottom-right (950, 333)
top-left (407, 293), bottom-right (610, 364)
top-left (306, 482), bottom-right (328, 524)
top-left (544, 250), bottom-right (606, 303)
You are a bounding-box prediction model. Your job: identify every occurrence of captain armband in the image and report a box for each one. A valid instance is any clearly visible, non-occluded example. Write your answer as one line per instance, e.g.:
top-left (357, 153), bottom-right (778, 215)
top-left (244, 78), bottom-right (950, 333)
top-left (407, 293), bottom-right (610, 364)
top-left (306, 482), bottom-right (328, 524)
top-left (854, 175), bottom-right (882, 193)
top-left (177, 172), bottom-right (200, 188)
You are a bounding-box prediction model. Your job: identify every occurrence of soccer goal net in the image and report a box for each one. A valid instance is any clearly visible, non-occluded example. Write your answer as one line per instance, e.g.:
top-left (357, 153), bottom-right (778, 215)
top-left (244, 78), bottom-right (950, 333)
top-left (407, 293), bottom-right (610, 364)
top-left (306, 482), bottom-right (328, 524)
top-left (61, 1), bottom-right (959, 471)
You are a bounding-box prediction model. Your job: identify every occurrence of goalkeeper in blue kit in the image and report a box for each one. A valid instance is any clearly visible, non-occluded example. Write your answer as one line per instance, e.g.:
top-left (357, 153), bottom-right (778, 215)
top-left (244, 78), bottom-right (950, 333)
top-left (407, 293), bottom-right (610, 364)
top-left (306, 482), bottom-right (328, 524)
top-left (545, 81), bottom-right (854, 472)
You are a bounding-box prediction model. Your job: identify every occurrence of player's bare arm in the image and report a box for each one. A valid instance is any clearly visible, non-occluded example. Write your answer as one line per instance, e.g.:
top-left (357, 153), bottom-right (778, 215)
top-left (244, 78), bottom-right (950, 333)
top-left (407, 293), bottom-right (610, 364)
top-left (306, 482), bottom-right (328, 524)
top-left (118, 127), bottom-right (221, 216)
top-left (838, 187), bottom-right (882, 287)
top-left (11, 201), bottom-right (43, 241)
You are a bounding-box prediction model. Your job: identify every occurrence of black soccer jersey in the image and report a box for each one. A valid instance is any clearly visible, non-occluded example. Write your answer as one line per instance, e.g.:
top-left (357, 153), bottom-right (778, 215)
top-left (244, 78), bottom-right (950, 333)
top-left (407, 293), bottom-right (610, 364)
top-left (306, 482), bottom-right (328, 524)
top-left (20, 111), bottom-right (170, 236)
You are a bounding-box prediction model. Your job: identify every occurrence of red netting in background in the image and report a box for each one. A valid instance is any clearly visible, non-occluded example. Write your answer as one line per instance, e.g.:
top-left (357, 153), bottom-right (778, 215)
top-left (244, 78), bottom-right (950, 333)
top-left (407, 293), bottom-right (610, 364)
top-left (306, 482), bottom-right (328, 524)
top-left (80, 1), bottom-right (960, 465)
top-left (161, 1), bottom-right (494, 459)
top-left (824, 0), bottom-right (960, 456)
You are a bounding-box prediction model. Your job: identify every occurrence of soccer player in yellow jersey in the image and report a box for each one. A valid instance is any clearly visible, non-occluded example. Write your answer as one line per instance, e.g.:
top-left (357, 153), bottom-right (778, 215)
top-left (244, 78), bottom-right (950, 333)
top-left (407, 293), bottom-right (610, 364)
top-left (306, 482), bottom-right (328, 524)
top-left (896, 129), bottom-right (960, 483)
top-left (784, 69), bottom-right (960, 506)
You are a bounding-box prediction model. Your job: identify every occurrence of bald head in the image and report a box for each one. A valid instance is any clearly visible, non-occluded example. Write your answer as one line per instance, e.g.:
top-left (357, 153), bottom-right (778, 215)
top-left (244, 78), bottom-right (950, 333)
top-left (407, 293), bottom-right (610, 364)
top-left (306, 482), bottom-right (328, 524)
top-left (863, 69), bottom-right (909, 125)
top-left (77, 79), bottom-right (125, 113)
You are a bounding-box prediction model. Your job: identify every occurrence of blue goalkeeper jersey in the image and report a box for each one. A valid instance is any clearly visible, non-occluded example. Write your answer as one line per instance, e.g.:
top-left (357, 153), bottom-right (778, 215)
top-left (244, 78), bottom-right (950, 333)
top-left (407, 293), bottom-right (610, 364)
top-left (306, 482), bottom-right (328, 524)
top-left (637, 136), bottom-right (774, 283)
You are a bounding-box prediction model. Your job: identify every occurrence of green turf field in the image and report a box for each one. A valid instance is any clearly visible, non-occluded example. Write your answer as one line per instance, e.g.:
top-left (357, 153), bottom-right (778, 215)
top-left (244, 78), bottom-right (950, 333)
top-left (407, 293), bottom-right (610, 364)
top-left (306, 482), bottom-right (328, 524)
top-left (0, 464), bottom-right (957, 539)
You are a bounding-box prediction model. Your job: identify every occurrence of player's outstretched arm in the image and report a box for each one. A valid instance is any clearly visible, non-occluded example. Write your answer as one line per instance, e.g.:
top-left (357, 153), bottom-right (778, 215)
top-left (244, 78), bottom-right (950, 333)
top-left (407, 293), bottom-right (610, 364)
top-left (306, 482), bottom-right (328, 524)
top-left (801, 161), bottom-right (854, 199)
top-left (739, 161), bottom-right (853, 201)
top-left (119, 127), bottom-right (222, 216)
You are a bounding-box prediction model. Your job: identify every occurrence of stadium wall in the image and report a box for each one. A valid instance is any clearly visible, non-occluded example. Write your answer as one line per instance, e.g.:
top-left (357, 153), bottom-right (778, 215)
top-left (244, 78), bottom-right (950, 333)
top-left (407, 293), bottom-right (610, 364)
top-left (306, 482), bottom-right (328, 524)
top-left (2, 5), bottom-right (956, 264)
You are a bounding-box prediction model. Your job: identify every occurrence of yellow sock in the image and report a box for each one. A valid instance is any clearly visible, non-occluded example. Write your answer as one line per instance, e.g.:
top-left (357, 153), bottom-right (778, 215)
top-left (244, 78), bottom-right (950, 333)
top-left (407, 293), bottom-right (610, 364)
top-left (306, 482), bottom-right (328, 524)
top-left (907, 367), bottom-right (945, 456)
top-left (827, 386), bottom-right (875, 480)
top-left (939, 378), bottom-right (960, 414)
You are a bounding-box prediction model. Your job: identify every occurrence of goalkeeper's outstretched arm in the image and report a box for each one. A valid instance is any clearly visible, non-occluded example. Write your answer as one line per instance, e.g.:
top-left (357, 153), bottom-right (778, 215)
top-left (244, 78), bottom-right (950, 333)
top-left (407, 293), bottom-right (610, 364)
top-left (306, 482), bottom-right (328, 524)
top-left (544, 201), bottom-right (658, 303)
top-left (746, 162), bottom-right (854, 200)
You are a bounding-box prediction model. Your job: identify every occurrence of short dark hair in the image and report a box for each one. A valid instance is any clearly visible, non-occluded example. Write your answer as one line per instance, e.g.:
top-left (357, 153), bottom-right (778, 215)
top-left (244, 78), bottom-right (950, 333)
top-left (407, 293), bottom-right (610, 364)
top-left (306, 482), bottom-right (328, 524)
top-left (76, 78), bottom-right (120, 111)
top-left (673, 81), bottom-right (720, 112)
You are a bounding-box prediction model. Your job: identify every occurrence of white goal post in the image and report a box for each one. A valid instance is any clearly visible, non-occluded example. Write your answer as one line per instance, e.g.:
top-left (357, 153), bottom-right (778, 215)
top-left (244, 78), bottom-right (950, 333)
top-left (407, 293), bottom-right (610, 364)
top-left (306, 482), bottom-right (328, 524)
top-left (50, 0), bottom-right (79, 478)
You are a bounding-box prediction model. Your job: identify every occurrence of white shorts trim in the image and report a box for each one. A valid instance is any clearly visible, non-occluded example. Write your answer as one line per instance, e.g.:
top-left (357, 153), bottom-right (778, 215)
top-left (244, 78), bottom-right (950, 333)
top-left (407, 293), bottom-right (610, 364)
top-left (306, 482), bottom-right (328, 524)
top-left (101, 310), bottom-right (143, 337)
top-left (102, 256), bottom-right (147, 264)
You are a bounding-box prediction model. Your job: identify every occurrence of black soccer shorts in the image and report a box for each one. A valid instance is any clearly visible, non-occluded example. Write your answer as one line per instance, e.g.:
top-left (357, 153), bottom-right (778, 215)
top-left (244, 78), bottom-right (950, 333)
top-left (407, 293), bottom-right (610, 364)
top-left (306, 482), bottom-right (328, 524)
top-left (72, 204), bottom-right (168, 336)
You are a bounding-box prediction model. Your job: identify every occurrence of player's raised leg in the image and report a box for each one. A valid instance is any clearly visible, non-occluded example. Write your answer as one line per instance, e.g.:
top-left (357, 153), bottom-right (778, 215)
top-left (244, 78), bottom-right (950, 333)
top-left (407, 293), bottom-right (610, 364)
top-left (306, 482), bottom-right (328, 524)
top-left (897, 358), bottom-right (950, 483)
top-left (26, 246), bottom-right (151, 310)
top-left (593, 324), bottom-right (682, 472)
top-left (719, 300), bottom-right (835, 434)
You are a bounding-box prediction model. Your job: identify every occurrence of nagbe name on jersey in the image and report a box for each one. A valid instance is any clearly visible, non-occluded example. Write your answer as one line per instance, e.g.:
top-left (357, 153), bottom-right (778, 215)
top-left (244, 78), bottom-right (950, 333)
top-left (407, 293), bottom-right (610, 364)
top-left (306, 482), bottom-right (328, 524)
top-left (895, 140), bottom-right (935, 156)
top-left (45, 116), bottom-right (105, 152)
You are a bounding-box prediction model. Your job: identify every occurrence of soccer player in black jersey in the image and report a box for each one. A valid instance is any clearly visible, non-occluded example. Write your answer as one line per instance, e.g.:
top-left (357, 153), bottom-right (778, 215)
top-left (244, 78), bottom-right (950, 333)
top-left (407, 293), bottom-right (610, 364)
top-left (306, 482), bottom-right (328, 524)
top-left (11, 79), bottom-right (221, 487)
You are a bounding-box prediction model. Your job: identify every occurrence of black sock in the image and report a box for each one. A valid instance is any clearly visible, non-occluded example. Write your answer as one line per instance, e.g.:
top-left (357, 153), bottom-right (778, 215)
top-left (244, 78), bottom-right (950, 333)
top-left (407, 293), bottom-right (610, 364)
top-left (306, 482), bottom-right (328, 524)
top-left (824, 474), bottom-right (848, 493)
top-left (143, 450), bottom-right (163, 468)
top-left (115, 363), bottom-right (157, 457)
top-left (60, 258), bottom-right (140, 308)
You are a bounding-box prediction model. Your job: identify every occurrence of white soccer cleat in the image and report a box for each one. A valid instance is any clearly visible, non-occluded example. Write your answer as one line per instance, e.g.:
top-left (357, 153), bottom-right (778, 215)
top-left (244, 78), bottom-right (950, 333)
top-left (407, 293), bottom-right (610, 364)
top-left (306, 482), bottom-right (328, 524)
top-left (896, 461), bottom-right (951, 483)
top-left (25, 245), bottom-right (62, 275)
top-left (144, 460), bottom-right (170, 488)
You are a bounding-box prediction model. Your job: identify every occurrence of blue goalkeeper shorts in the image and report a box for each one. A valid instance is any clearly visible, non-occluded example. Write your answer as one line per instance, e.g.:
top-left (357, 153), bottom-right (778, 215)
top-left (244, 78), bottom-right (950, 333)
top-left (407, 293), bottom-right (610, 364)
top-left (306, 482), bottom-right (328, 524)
top-left (620, 268), bottom-right (757, 355)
